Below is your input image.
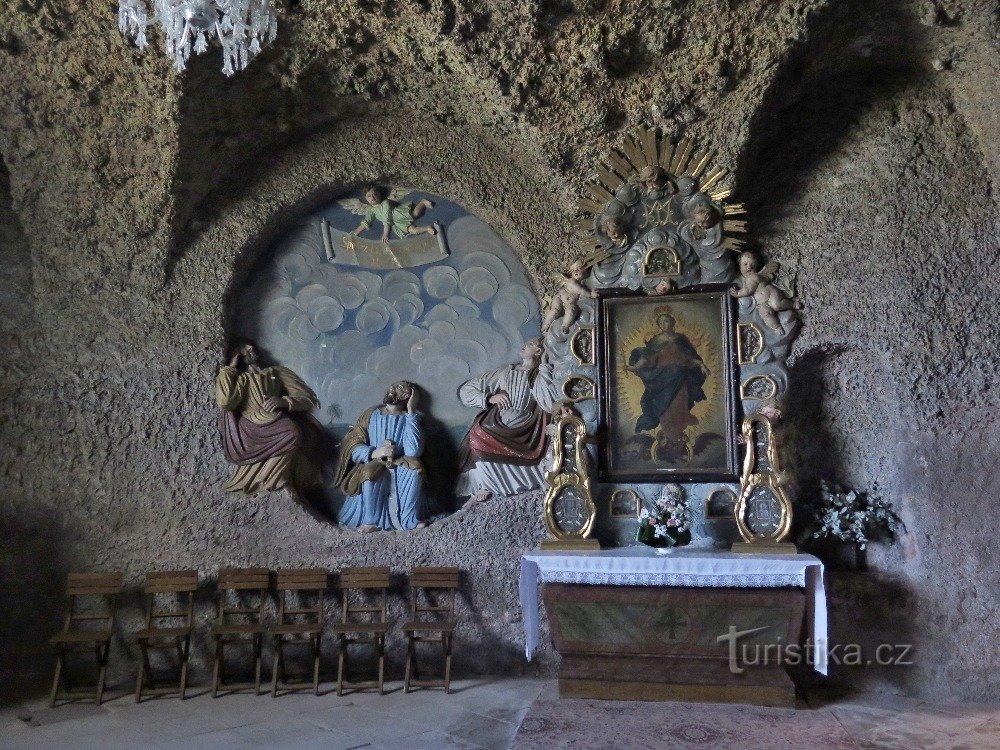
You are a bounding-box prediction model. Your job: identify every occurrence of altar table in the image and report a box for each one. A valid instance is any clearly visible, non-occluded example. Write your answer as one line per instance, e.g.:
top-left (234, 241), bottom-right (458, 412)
top-left (520, 547), bottom-right (826, 706)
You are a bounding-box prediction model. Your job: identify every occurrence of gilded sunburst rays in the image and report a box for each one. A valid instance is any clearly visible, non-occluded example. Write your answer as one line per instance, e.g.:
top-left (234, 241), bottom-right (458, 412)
top-left (576, 126), bottom-right (747, 256)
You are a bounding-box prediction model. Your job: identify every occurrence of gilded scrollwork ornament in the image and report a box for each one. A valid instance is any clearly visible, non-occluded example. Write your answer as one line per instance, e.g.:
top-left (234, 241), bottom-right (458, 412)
top-left (541, 404), bottom-right (600, 550)
top-left (732, 413), bottom-right (797, 553)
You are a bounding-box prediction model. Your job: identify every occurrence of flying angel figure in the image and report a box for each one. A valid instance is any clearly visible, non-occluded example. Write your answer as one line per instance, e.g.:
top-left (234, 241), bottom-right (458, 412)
top-left (340, 186), bottom-right (440, 243)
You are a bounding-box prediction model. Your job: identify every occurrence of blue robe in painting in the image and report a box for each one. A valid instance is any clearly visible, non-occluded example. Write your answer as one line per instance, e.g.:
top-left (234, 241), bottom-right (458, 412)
top-left (629, 332), bottom-right (707, 435)
top-left (336, 409), bottom-right (426, 530)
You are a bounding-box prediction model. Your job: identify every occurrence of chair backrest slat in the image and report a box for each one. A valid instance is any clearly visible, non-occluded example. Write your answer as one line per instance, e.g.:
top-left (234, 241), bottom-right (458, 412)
top-left (339, 567), bottom-right (390, 624)
top-left (275, 568), bottom-right (328, 591)
top-left (339, 567), bottom-right (391, 589)
top-left (67, 572), bottom-right (124, 596)
top-left (144, 570), bottom-right (198, 627)
top-left (216, 568), bottom-right (270, 625)
top-left (218, 567), bottom-right (270, 590)
top-left (62, 572), bottom-right (123, 631)
top-left (409, 567), bottom-right (460, 621)
top-left (145, 570), bottom-right (199, 593)
top-left (274, 568), bottom-right (326, 626)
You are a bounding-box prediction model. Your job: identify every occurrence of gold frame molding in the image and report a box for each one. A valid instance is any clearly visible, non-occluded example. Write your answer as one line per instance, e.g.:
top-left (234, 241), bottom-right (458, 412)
top-left (609, 489), bottom-right (641, 519)
top-left (740, 374), bottom-right (777, 402)
top-left (562, 375), bottom-right (596, 403)
top-left (642, 244), bottom-right (682, 278)
top-left (570, 325), bottom-right (596, 366)
top-left (737, 322), bottom-right (765, 365)
top-left (705, 487), bottom-right (738, 520)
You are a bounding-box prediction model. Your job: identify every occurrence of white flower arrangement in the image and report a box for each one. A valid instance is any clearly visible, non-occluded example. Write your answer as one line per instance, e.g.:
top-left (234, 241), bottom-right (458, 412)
top-left (811, 480), bottom-right (903, 550)
top-left (637, 484), bottom-right (693, 547)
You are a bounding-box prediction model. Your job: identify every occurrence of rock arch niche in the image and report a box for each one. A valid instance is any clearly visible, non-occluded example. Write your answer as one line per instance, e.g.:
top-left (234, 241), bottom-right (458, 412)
top-left (228, 188), bottom-right (542, 525)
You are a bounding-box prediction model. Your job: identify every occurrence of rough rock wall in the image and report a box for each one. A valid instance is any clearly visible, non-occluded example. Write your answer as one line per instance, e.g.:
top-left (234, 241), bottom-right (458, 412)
top-left (0, 0), bottom-right (997, 702)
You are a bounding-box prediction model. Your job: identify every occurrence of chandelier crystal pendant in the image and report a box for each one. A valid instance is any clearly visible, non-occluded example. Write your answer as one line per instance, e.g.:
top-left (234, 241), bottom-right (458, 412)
top-left (118, 0), bottom-right (277, 76)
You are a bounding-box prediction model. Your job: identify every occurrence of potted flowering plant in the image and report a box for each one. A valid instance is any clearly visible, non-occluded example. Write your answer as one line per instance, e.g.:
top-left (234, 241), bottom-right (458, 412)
top-left (636, 483), bottom-right (692, 549)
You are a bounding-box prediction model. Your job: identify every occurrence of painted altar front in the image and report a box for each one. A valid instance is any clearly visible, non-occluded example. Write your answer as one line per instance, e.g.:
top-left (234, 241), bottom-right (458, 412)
top-left (520, 547), bottom-right (826, 706)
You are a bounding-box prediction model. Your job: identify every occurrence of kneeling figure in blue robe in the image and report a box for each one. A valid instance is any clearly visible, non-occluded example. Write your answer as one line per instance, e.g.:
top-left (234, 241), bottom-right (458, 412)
top-left (333, 381), bottom-right (430, 532)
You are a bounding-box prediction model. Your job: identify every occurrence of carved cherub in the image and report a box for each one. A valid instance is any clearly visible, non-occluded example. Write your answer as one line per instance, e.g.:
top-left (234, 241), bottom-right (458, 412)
top-left (542, 256), bottom-right (603, 334)
top-left (638, 166), bottom-right (676, 199)
top-left (689, 203), bottom-right (721, 240)
top-left (730, 251), bottom-right (804, 334)
top-left (340, 186), bottom-right (439, 244)
top-left (600, 215), bottom-right (630, 247)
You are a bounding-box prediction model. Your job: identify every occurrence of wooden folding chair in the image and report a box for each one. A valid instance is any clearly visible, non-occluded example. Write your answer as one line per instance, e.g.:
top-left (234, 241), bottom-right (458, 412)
top-left (267, 568), bottom-right (327, 696)
top-left (403, 567), bottom-right (460, 694)
top-left (49, 572), bottom-right (124, 707)
top-left (210, 568), bottom-right (270, 698)
top-left (134, 570), bottom-right (198, 702)
top-left (333, 567), bottom-right (390, 695)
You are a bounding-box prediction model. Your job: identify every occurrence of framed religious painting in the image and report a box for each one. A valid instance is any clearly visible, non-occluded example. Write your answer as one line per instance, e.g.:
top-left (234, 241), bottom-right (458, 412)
top-left (596, 285), bottom-right (739, 483)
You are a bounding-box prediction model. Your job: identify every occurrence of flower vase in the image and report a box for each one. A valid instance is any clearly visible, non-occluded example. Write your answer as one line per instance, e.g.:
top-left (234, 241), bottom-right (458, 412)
top-left (811, 539), bottom-right (867, 571)
top-left (637, 528), bottom-right (692, 550)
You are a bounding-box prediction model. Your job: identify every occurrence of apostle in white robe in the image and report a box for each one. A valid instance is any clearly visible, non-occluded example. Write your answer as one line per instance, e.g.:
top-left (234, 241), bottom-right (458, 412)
top-left (457, 337), bottom-right (559, 502)
top-left (333, 382), bottom-right (429, 531)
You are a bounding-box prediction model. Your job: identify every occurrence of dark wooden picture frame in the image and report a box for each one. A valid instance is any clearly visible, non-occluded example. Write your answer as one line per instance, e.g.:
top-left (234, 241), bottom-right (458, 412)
top-left (596, 285), bottom-right (739, 483)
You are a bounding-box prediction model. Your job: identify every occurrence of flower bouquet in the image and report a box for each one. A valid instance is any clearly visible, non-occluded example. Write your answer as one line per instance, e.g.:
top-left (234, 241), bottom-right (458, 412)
top-left (803, 480), bottom-right (904, 569)
top-left (810, 480), bottom-right (903, 550)
top-left (636, 483), bottom-right (693, 549)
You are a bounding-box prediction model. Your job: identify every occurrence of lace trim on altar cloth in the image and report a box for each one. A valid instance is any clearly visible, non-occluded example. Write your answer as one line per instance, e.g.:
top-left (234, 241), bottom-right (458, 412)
top-left (539, 571), bottom-right (805, 588)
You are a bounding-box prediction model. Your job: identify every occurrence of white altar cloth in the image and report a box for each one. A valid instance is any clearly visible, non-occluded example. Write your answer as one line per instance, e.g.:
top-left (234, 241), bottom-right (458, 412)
top-left (520, 546), bottom-right (827, 675)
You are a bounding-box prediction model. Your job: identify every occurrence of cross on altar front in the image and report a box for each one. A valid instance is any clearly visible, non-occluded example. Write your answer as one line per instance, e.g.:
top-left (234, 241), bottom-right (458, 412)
top-left (659, 606), bottom-right (689, 642)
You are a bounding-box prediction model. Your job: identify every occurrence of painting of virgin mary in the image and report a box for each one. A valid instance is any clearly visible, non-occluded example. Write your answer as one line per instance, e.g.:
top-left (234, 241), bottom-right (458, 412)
top-left (626, 307), bottom-right (710, 436)
top-left (597, 288), bottom-right (738, 482)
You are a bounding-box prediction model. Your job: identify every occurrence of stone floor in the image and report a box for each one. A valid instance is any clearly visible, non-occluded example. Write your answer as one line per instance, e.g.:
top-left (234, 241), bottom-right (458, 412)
top-left (0, 678), bottom-right (543, 750)
top-left (1, 679), bottom-right (997, 750)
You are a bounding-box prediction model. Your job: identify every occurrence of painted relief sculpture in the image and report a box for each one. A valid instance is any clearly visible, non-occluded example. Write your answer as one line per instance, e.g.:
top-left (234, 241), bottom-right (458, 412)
top-left (457, 337), bottom-right (560, 503)
top-left (216, 341), bottom-right (327, 495)
top-left (346, 186), bottom-right (440, 242)
top-left (236, 189), bottom-right (542, 523)
top-left (730, 251), bottom-right (803, 334)
top-left (331, 381), bottom-right (429, 531)
top-left (319, 185), bottom-right (449, 269)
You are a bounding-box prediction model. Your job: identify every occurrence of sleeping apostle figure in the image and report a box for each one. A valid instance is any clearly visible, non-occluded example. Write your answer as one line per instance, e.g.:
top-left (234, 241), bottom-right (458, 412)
top-left (332, 381), bottom-right (430, 532)
top-left (216, 341), bottom-right (327, 495)
top-left (456, 336), bottom-right (560, 505)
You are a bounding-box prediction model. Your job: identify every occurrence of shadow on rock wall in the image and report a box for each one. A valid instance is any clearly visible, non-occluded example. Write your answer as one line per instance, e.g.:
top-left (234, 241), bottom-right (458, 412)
top-left (735, 0), bottom-right (927, 234)
top-left (0, 512), bottom-right (67, 705)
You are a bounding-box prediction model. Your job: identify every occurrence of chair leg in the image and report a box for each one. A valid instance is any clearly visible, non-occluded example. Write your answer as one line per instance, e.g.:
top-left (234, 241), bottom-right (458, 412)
top-left (212, 638), bottom-right (222, 698)
top-left (271, 640), bottom-right (281, 697)
top-left (135, 642), bottom-right (148, 703)
top-left (254, 635), bottom-right (262, 696)
top-left (404, 635), bottom-right (413, 693)
top-left (444, 634), bottom-right (453, 695)
top-left (337, 636), bottom-right (346, 697)
top-left (49, 650), bottom-right (64, 708)
top-left (312, 635), bottom-right (321, 696)
top-left (93, 643), bottom-right (105, 705)
top-left (179, 637), bottom-right (190, 700)
top-left (377, 635), bottom-right (385, 695)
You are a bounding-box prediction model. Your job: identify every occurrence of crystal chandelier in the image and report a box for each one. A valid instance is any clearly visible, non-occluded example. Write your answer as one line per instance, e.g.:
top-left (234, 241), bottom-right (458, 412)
top-left (118, 0), bottom-right (277, 76)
